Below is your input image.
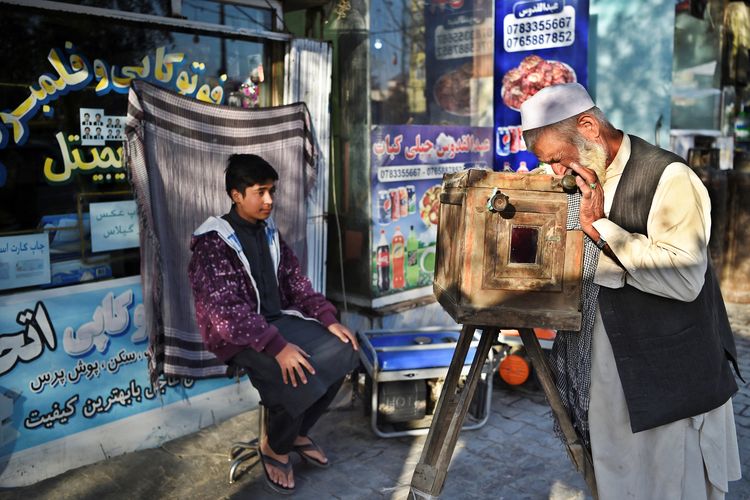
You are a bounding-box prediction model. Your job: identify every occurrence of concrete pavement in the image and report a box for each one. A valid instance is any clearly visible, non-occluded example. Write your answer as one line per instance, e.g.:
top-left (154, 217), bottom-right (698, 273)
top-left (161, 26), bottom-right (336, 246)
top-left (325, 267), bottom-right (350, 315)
top-left (2, 303), bottom-right (749, 500)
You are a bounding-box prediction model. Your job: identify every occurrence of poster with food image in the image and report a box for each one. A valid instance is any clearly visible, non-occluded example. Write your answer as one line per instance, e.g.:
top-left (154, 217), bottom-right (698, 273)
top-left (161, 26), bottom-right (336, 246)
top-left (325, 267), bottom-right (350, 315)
top-left (493, 0), bottom-right (589, 171)
top-left (370, 124), bottom-right (492, 306)
top-left (424, 0), bottom-right (494, 126)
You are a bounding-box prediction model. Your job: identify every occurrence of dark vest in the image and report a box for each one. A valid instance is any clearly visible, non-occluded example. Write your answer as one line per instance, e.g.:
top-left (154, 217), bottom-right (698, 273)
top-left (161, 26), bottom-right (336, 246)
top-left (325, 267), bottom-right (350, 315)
top-left (597, 135), bottom-right (739, 433)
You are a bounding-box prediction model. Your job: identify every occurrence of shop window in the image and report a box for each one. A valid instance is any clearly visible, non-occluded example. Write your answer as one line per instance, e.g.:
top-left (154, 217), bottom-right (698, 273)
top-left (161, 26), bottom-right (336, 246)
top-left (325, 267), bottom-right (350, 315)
top-left (0, 9), bottom-right (270, 294)
top-left (357, 0), bottom-right (495, 305)
top-left (369, 0), bottom-right (494, 127)
top-left (672, 1), bottom-right (723, 130)
top-left (49, 0), bottom-right (170, 15)
top-left (182, 0), bottom-right (275, 32)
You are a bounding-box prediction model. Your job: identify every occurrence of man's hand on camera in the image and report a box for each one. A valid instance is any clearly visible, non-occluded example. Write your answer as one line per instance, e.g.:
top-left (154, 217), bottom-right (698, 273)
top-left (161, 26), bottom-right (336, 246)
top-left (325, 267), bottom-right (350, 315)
top-left (568, 161), bottom-right (606, 236)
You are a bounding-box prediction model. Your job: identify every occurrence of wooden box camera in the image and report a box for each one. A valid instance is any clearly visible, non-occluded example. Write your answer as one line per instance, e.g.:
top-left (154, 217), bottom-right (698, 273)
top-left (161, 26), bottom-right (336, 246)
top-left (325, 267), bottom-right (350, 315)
top-left (434, 169), bottom-right (584, 330)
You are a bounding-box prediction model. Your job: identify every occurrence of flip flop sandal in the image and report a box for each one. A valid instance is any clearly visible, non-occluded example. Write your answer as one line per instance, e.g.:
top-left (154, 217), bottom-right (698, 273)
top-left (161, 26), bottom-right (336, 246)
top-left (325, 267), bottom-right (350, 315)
top-left (259, 452), bottom-right (295, 495)
top-left (293, 438), bottom-right (330, 469)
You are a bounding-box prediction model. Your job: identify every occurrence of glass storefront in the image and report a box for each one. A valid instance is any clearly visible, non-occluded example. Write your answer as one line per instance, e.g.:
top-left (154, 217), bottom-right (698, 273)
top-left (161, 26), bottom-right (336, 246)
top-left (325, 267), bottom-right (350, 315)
top-left (369, 0), bottom-right (494, 127)
top-left (368, 0), bottom-right (494, 306)
top-left (0, 1), bottom-right (290, 485)
top-left (327, 0), bottom-right (588, 309)
top-left (0, 3), bottom-right (271, 294)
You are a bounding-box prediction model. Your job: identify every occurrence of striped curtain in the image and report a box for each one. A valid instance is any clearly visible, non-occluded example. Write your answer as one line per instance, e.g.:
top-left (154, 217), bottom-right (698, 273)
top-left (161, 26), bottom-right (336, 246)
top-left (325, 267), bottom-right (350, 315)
top-left (124, 80), bottom-right (317, 380)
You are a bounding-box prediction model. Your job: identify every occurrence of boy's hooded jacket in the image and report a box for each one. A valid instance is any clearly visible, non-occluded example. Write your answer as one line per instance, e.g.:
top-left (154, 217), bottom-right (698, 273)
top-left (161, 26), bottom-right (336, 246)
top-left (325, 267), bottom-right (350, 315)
top-left (188, 216), bottom-right (338, 363)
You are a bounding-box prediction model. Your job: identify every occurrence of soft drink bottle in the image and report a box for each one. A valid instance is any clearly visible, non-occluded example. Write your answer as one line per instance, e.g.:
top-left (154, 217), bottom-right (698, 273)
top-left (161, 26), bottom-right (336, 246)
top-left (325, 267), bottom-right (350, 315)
top-left (399, 186), bottom-right (408, 218)
top-left (376, 229), bottom-right (390, 292)
top-left (391, 226), bottom-right (405, 289)
top-left (389, 188), bottom-right (400, 221)
top-left (406, 185), bottom-right (417, 214)
top-left (495, 126), bottom-right (511, 156)
top-left (406, 225), bottom-right (419, 287)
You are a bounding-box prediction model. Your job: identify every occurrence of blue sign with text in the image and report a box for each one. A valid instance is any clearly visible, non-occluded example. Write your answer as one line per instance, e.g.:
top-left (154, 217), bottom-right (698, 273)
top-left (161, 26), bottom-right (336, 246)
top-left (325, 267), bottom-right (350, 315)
top-left (0, 277), bottom-right (231, 458)
top-left (493, 0), bottom-right (589, 170)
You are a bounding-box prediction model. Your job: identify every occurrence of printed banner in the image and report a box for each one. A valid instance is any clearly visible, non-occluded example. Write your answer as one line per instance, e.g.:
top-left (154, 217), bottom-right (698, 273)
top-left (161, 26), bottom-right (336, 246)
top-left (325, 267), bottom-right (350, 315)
top-left (0, 277), bottom-right (231, 458)
top-left (493, 0), bottom-right (589, 170)
top-left (370, 125), bottom-right (492, 305)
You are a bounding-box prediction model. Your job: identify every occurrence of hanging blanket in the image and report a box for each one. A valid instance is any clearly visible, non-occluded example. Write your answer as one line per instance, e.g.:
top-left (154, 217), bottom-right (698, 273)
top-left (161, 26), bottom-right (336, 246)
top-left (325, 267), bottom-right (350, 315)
top-left (124, 80), bottom-right (317, 381)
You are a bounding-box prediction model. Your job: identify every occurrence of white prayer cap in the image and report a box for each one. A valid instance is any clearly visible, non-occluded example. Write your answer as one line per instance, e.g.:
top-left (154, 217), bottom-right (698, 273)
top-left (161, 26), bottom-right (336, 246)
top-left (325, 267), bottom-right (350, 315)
top-left (520, 82), bottom-right (595, 131)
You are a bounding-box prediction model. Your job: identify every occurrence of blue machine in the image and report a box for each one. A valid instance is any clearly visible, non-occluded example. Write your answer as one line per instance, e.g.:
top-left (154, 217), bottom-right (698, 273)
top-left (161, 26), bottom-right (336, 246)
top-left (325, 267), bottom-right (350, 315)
top-left (357, 327), bottom-right (494, 438)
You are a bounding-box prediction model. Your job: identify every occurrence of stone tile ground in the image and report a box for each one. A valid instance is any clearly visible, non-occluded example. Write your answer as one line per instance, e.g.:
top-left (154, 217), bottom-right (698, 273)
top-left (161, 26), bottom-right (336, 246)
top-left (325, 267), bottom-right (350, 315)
top-left (2, 304), bottom-right (749, 499)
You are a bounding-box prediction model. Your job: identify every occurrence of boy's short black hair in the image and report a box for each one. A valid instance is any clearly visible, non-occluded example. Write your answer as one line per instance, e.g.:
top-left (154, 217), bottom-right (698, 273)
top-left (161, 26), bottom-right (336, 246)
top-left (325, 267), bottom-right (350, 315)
top-left (225, 154), bottom-right (278, 198)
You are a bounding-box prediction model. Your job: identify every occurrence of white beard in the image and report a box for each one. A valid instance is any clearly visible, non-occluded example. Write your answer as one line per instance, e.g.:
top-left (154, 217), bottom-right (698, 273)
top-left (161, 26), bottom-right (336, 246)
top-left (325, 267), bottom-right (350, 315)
top-left (577, 140), bottom-right (608, 184)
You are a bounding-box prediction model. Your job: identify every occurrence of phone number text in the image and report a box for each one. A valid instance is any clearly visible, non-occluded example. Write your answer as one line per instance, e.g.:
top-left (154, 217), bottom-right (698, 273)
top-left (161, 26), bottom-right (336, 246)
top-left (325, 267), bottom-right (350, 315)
top-left (503, 7), bottom-right (577, 52)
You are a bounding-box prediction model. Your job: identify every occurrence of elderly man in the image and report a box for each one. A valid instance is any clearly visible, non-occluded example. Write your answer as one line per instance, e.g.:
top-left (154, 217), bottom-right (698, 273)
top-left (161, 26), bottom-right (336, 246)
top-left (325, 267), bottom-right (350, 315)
top-left (519, 83), bottom-right (741, 499)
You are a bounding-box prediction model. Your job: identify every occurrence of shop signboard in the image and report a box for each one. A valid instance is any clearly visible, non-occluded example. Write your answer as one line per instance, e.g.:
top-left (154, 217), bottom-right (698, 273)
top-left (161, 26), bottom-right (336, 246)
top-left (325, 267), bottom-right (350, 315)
top-left (424, 0), bottom-right (495, 126)
top-left (370, 125), bottom-right (492, 307)
top-left (493, 0), bottom-right (590, 170)
top-left (0, 43), bottom-right (226, 186)
top-left (0, 12), bottom-right (268, 485)
top-left (0, 276), bottom-right (236, 469)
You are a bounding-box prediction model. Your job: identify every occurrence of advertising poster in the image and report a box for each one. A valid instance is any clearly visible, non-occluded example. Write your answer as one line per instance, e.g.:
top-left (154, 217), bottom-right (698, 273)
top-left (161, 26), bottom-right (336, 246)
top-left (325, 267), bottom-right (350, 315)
top-left (89, 200), bottom-right (139, 253)
top-left (370, 125), bottom-right (492, 307)
top-left (493, 0), bottom-right (590, 170)
top-left (424, 0), bottom-right (494, 126)
top-left (0, 233), bottom-right (51, 291)
top-left (0, 277), bottom-right (232, 459)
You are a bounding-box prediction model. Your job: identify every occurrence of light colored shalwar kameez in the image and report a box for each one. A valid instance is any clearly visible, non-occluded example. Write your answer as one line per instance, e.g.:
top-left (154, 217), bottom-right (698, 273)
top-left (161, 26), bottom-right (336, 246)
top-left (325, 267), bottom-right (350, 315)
top-left (589, 135), bottom-right (741, 500)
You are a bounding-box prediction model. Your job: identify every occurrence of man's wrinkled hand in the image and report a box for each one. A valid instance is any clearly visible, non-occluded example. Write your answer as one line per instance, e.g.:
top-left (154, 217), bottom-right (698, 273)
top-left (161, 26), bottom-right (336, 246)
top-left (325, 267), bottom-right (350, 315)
top-left (327, 322), bottom-right (359, 351)
top-left (568, 161), bottom-right (605, 234)
top-left (274, 343), bottom-right (315, 387)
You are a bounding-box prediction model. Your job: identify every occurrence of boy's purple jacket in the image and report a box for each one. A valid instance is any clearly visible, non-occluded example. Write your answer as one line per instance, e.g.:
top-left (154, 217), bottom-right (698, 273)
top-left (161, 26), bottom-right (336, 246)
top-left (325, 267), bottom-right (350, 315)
top-left (188, 216), bottom-right (338, 363)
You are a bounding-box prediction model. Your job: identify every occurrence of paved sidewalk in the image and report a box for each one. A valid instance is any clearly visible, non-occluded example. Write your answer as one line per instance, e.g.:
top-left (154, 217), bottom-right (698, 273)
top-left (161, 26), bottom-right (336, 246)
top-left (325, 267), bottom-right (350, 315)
top-left (2, 303), bottom-right (749, 500)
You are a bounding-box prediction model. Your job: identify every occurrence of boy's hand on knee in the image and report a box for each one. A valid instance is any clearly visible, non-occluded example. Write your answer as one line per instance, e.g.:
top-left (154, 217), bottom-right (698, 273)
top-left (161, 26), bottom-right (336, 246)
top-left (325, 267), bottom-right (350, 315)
top-left (327, 323), bottom-right (359, 351)
top-left (275, 343), bottom-right (315, 387)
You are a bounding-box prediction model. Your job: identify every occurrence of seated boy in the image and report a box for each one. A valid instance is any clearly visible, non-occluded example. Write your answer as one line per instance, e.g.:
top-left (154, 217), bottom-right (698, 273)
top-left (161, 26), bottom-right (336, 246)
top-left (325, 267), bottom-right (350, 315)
top-left (188, 154), bottom-right (359, 494)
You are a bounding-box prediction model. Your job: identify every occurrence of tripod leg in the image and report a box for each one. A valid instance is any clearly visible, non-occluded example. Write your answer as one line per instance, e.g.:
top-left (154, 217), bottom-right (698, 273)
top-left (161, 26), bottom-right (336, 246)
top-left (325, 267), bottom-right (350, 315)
top-left (517, 327), bottom-right (598, 499)
top-left (409, 325), bottom-right (497, 499)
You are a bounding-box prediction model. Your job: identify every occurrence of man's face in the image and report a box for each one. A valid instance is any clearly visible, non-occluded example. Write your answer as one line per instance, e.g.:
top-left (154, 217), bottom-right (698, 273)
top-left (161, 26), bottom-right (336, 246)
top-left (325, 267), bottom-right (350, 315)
top-left (531, 129), bottom-right (608, 183)
top-left (231, 181), bottom-right (276, 223)
top-left (531, 129), bottom-right (581, 176)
